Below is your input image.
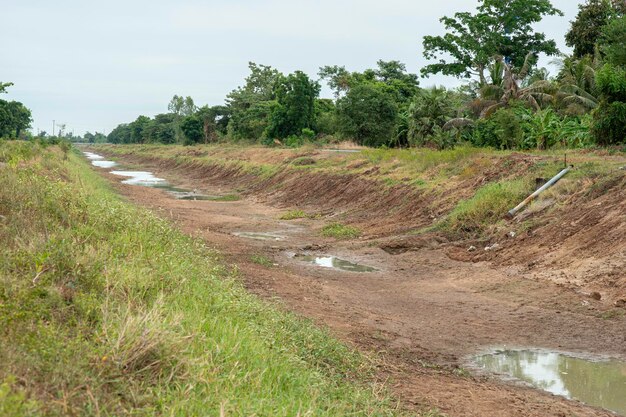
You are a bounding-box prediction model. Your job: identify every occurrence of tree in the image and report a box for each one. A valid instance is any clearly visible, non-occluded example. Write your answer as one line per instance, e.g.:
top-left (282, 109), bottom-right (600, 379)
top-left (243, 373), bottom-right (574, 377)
top-left (319, 61), bottom-right (418, 101)
top-left (168, 95), bottom-right (197, 117)
top-left (0, 82), bottom-right (14, 94)
top-left (336, 83), bottom-right (398, 147)
top-left (266, 71), bottom-right (320, 139)
top-left (406, 87), bottom-right (458, 146)
top-left (0, 100), bottom-right (32, 138)
top-left (598, 15), bottom-right (626, 66)
top-left (565, 0), bottom-right (626, 58)
top-left (421, 0), bottom-right (562, 84)
top-left (180, 115), bottom-right (204, 145)
top-left (129, 115), bottom-right (150, 143)
top-left (227, 62), bottom-right (282, 140)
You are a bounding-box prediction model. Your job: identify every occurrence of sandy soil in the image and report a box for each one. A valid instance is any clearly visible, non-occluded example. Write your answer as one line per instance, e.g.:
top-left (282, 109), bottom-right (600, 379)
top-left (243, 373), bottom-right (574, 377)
top-left (92, 153), bottom-right (626, 417)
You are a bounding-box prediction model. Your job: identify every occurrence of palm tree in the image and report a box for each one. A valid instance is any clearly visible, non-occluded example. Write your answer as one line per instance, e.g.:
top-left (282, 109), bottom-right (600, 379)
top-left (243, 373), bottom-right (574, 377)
top-left (553, 55), bottom-right (600, 115)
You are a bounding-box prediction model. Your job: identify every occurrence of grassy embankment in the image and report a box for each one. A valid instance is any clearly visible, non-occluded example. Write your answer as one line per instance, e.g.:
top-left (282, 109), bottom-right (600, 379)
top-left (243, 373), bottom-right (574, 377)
top-left (96, 143), bottom-right (625, 238)
top-left (0, 141), bottom-right (413, 416)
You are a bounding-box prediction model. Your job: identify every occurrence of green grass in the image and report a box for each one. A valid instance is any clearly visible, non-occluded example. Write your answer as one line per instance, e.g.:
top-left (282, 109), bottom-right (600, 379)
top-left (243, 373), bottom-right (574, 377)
top-left (279, 209), bottom-right (308, 220)
top-left (441, 179), bottom-right (532, 236)
top-left (0, 141), bottom-right (407, 416)
top-left (250, 254), bottom-right (274, 267)
top-left (321, 222), bottom-right (362, 239)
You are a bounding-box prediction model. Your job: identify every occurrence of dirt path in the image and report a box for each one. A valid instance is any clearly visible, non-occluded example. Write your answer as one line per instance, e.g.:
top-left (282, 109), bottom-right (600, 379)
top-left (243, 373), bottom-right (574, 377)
top-left (94, 155), bottom-right (626, 417)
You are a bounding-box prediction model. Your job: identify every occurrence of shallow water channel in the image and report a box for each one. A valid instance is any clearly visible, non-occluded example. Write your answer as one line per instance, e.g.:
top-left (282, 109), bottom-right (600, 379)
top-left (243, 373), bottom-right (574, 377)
top-left (295, 255), bottom-right (378, 272)
top-left (474, 349), bottom-right (626, 415)
top-left (83, 151), bottom-right (216, 200)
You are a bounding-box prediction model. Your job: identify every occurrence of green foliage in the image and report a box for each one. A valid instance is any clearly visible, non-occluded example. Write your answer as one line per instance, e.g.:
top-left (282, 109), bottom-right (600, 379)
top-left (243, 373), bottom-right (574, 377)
top-left (422, 0), bottom-right (562, 81)
top-left (592, 100), bottom-right (626, 145)
top-left (598, 15), bottom-right (626, 66)
top-left (280, 210), bottom-right (308, 220)
top-left (0, 98), bottom-right (32, 139)
top-left (180, 115), bottom-right (204, 145)
top-left (593, 64), bottom-right (626, 145)
top-left (595, 64), bottom-right (626, 100)
top-left (407, 87), bottom-right (458, 147)
top-left (336, 83), bottom-right (398, 147)
top-left (565, 0), bottom-right (624, 58)
top-left (443, 179), bottom-right (532, 236)
top-left (227, 62), bottom-right (281, 140)
top-left (266, 71), bottom-right (320, 139)
top-left (250, 254), bottom-right (274, 267)
top-left (321, 223), bottom-right (361, 239)
top-left (472, 105), bottom-right (594, 149)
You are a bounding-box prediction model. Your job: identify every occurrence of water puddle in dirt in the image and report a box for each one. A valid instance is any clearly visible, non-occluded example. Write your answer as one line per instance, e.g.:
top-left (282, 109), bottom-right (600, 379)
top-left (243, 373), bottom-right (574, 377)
top-left (233, 232), bottom-right (285, 241)
top-left (83, 152), bottom-right (118, 168)
top-left (110, 170), bottom-right (168, 186)
top-left (295, 254), bottom-right (377, 272)
top-left (474, 349), bottom-right (626, 415)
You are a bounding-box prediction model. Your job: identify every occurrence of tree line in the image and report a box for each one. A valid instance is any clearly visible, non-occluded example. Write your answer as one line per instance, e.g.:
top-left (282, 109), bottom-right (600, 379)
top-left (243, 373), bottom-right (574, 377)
top-left (5, 0), bottom-right (625, 150)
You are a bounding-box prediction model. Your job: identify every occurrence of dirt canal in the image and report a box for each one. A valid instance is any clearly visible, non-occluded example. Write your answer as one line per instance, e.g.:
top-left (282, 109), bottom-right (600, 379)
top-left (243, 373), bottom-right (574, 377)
top-left (85, 150), bottom-right (626, 417)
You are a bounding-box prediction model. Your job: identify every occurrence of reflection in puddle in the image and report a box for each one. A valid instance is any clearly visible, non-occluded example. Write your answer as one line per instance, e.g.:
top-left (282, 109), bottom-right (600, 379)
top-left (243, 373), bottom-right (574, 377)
top-left (83, 152), bottom-right (117, 168)
top-left (233, 232), bottom-right (285, 241)
top-left (92, 160), bottom-right (117, 168)
top-left (110, 170), bottom-right (168, 186)
top-left (296, 255), bottom-right (377, 272)
top-left (475, 350), bottom-right (626, 415)
top-left (84, 152), bottom-right (104, 160)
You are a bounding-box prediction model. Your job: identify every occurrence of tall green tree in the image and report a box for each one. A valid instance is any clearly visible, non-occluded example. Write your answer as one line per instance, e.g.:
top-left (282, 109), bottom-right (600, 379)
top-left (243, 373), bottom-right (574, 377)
top-left (336, 83), bottom-right (398, 147)
top-left (227, 62), bottom-right (281, 140)
top-left (421, 0), bottom-right (562, 84)
top-left (266, 71), bottom-right (320, 139)
top-left (565, 0), bottom-right (626, 58)
top-left (598, 15), bottom-right (626, 66)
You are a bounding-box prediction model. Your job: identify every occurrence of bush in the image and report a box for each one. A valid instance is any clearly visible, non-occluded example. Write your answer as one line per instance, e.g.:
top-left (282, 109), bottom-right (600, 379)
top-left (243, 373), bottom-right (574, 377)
top-left (592, 101), bottom-right (626, 145)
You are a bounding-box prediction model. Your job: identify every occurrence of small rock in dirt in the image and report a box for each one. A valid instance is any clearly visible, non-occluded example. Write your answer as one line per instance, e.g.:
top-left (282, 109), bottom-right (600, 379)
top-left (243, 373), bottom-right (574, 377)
top-left (484, 243), bottom-right (501, 251)
top-left (615, 299), bottom-right (626, 308)
top-left (0, 162), bottom-right (6, 169)
top-left (0, 215), bottom-right (6, 222)
top-left (468, 245), bottom-right (477, 252)
top-left (507, 231), bottom-right (516, 238)
top-left (590, 292), bottom-right (602, 301)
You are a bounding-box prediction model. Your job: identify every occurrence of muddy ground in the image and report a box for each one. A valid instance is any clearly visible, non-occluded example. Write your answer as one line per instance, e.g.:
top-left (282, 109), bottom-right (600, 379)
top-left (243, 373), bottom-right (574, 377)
top-left (92, 151), bottom-right (625, 417)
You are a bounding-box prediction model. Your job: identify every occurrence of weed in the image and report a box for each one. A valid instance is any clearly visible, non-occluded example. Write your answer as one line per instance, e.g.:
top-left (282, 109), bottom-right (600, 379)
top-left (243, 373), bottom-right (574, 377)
top-left (250, 254), bottom-right (274, 267)
top-left (280, 209), bottom-right (308, 220)
top-left (442, 179), bottom-right (532, 236)
top-left (321, 222), bottom-right (361, 239)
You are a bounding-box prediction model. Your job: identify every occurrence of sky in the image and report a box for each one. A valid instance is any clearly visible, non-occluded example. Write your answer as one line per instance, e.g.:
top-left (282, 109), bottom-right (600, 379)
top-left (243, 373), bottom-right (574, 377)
top-left (2, 0), bottom-right (581, 136)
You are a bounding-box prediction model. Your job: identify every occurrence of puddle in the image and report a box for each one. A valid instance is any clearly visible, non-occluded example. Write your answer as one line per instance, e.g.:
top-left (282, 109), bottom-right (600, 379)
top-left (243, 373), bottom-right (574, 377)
top-left (83, 152), bottom-right (104, 160)
top-left (92, 160), bottom-right (118, 168)
top-left (295, 255), bottom-right (377, 272)
top-left (474, 349), bottom-right (626, 415)
top-left (83, 152), bottom-right (118, 168)
top-left (110, 170), bottom-right (168, 186)
top-left (233, 232), bottom-right (285, 241)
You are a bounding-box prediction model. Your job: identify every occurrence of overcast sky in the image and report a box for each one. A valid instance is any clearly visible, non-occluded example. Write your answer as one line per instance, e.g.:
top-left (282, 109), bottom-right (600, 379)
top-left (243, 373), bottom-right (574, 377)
top-left (2, 0), bottom-right (581, 136)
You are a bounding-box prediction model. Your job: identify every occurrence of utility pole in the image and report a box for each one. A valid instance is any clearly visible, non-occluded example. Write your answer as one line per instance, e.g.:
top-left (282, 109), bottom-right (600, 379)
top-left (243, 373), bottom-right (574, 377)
top-left (53, 120), bottom-right (56, 137)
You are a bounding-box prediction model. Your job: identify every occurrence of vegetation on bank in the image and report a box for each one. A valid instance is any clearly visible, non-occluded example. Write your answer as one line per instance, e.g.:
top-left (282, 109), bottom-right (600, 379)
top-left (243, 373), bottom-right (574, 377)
top-left (0, 141), bottom-right (411, 416)
top-left (96, 142), bottom-right (625, 241)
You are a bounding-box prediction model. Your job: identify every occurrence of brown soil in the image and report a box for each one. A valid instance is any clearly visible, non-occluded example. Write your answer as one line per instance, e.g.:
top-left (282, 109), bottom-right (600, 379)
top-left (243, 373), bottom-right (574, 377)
top-left (91, 150), bottom-right (626, 417)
